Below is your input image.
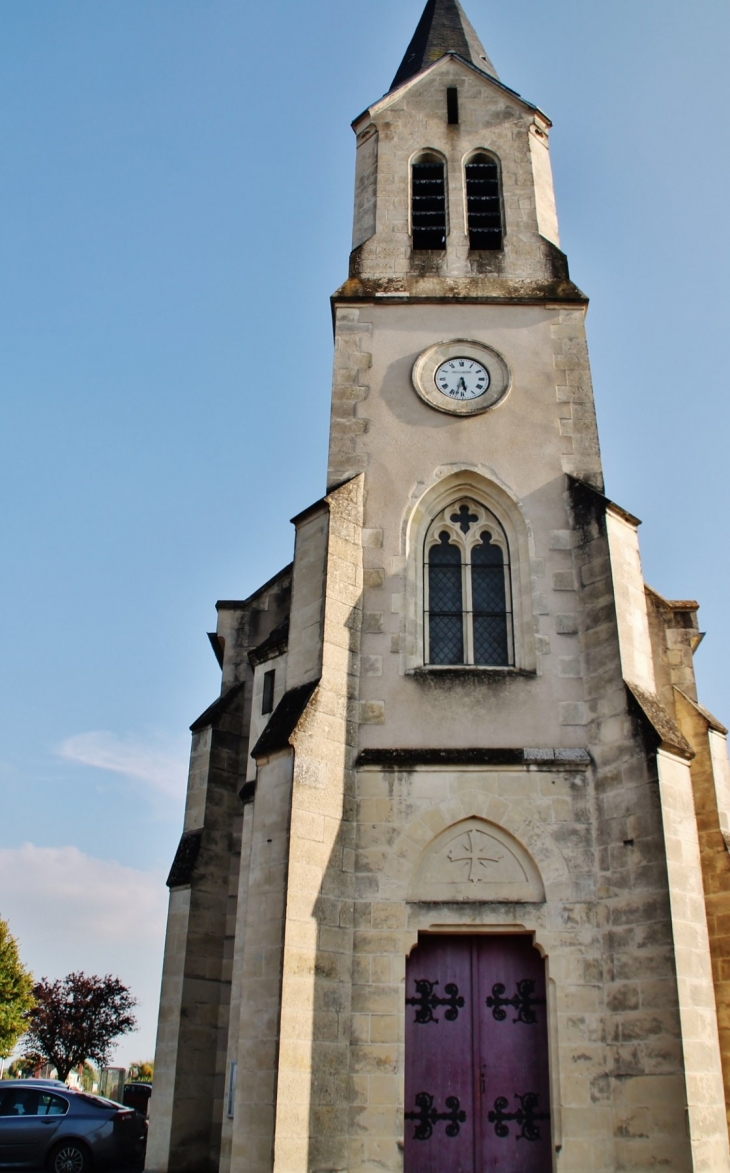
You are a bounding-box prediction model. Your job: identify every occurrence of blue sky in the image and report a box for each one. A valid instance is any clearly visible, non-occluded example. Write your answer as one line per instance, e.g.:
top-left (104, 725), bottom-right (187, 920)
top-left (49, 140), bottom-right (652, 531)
top-left (1, 0), bottom-right (728, 1065)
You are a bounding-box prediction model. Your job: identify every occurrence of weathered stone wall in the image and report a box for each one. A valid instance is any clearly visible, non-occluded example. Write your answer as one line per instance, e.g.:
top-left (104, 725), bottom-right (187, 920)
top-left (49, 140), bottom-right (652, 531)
top-left (331, 299), bottom-right (603, 756)
top-left (351, 55), bottom-right (563, 285)
top-left (352, 127), bottom-right (378, 252)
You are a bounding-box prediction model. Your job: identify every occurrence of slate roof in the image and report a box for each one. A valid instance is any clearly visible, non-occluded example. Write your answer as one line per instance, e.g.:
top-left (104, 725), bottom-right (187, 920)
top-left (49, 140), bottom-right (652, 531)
top-left (626, 681), bottom-right (694, 761)
top-left (249, 618), bottom-right (290, 667)
top-left (189, 680), bottom-right (245, 733)
top-left (390, 0), bottom-right (498, 91)
top-left (166, 829), bottom-right (203, 889)
top-left (251, 679), bottom-right (320, 759)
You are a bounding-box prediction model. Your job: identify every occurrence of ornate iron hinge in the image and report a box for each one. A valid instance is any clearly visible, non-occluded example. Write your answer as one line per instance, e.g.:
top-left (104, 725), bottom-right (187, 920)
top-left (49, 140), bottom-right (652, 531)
top-left (405, 1092), bottom-right (467, 1141)
top-left (406, 978), bottom-right (465, 1024)
top-left (488, 1092), bottom-right (549, 1142)
top-left (486, 978), bottom-right (545, 1025)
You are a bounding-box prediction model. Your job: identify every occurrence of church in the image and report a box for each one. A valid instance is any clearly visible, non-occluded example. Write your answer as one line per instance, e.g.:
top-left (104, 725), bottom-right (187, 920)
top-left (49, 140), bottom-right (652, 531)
top-left (145, 2), bottom-right (730, 1170)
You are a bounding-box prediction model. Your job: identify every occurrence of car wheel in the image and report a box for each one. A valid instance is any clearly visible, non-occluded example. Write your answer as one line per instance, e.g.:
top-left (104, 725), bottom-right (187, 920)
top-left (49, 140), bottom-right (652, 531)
top-left (48, 1141), bottom-right (91, 1173)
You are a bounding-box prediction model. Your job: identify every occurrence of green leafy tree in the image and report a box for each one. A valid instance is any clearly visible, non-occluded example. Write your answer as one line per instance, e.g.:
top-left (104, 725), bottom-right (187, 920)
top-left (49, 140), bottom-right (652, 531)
top-left (22, 973), bottom-right (137, 1082)
top-left (80, 1061), bottom-right (99, 1092)
top-left (127, 1060), bottom-right (153, 1083)
top-left (6, 1056), bottom-right (38, 1079)
top-left (0, 916), bottom-right (35, 1059)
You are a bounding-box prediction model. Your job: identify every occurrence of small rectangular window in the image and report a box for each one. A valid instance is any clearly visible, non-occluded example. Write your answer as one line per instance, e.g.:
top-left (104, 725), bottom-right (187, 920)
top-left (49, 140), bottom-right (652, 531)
top-left (262, 669), bottom-right (275, 715)
top-left (227, 1061), bottom-right (237, 1118)
top-left (446, 87), bottom-right (459, 125)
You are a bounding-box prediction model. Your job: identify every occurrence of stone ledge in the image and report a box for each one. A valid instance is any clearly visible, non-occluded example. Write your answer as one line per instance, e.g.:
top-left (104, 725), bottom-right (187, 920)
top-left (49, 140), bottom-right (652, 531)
top-left (356, 747), bottom-right (591, 769)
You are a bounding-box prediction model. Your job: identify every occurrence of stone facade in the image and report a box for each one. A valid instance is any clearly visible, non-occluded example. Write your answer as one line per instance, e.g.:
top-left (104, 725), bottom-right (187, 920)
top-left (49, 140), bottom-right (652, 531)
top-left (147, 6), bottom-right (730, 1171)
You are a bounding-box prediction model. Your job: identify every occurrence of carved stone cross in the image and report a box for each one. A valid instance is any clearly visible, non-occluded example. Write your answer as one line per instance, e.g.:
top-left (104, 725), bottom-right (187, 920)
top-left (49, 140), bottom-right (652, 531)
top-left (447, 830), bottom-right (502, 882)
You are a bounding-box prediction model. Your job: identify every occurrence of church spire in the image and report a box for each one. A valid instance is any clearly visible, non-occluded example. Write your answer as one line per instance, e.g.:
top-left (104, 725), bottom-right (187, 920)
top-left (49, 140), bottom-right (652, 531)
top-left (390, 0), bottom-right (498, 92)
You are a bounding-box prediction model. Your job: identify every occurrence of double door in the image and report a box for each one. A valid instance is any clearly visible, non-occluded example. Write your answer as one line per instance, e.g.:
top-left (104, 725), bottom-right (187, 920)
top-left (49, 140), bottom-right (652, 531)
top-left (404, 934), bottom-right (552, 1172)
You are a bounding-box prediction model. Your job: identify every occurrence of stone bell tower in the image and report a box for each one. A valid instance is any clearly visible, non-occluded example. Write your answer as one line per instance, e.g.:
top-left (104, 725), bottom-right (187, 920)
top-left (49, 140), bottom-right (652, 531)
top-left (147, 3), bottom-right (730, 1171)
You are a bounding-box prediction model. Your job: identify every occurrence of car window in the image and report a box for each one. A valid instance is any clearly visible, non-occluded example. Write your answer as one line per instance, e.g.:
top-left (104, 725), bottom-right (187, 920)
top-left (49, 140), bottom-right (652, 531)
top-left (74, 1093), bottom-right (118, 1110)
top-left (38, 1093), bottom-right (68, 1116)
top-left (0, 1090), bottom-right (40, 1117)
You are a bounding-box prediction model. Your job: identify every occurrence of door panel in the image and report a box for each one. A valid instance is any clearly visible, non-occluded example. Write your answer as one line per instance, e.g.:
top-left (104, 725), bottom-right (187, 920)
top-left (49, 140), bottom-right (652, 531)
top-left (475, 936), bottom-right (552, 1171)
top-left (405, 934), bottom-right (551, 1172)
top-left (404, 936), bottom-right (475, 1173)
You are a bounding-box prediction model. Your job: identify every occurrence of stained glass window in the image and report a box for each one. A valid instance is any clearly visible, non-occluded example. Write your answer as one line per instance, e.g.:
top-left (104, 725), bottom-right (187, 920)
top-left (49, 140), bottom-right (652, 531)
top-left (428, 532), bottom-right (463, 664)
top-left (425, 502), bottom-right (513, 667)
top-left (471, 531), bottom-right (509, 665)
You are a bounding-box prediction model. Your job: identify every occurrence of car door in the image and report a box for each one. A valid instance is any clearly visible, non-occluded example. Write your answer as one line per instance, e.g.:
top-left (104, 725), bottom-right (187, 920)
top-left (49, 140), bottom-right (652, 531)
top-left (0, 1089), bottom-right (68, 1165)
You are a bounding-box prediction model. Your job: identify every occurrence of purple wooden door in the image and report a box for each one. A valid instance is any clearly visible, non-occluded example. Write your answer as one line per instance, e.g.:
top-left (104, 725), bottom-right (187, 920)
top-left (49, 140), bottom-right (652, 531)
top-left (405, 935), bottom-right (551, 1172)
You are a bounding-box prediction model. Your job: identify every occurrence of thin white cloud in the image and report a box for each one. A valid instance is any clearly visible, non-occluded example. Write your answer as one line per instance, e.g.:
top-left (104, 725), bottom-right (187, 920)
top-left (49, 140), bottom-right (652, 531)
top-left (57, 731), bottom-right (188, 799)
top-left (0, 844), bottom-right (168, 1066)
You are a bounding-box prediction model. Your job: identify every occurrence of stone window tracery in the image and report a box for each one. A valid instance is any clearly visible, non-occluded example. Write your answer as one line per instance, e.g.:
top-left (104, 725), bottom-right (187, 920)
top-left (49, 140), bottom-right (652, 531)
top-left (424, 499), bottom-right (513, 666)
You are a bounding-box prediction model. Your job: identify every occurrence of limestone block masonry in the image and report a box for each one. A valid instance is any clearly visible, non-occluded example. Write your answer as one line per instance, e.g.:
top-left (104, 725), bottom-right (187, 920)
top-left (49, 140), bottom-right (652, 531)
top-left (148, 4), bottom-right (730, 1171)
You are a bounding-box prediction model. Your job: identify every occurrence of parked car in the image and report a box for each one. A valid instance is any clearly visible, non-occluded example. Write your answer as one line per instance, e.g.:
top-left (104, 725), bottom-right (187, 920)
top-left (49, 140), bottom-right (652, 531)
top-left (121, 1085), bottom-right (151, 1118)
top-left (0, 1081), bottom-right (146, 1172)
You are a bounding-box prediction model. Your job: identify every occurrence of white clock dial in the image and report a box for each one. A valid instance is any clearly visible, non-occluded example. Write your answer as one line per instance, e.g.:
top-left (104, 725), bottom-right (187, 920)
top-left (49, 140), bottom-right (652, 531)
top-left (435, 357), bottom-right (490, 401)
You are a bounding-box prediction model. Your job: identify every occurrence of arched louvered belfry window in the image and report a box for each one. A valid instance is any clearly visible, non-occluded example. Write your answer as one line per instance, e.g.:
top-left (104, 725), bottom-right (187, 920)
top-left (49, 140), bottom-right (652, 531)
top-left (411, 152), bottom-right (447, 250)
top-left (424, 499), bottom-right (513, 666)
top-left (465, 152), bottom-right (503, 251)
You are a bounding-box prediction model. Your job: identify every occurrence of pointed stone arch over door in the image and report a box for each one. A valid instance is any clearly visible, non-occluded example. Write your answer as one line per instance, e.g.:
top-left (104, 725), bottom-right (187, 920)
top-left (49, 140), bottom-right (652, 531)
top-left (405, 934), bottom-right (552, 1172)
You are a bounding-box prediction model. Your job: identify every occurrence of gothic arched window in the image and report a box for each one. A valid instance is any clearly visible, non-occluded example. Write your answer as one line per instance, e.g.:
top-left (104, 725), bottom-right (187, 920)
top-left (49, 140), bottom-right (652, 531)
top-left (465, 152), bottom-right (503, 251)
top-left (424, 499), bottom-right (513, 666)
top-left (411, 152), bottom-right (447, 251)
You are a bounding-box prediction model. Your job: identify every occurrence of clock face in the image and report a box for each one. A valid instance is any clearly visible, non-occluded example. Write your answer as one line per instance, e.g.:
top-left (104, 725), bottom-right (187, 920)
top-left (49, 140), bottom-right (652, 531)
top-left (435, 358), bottom-right (490, 401)
top-left (412, 340), bottom-right (510, 416)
